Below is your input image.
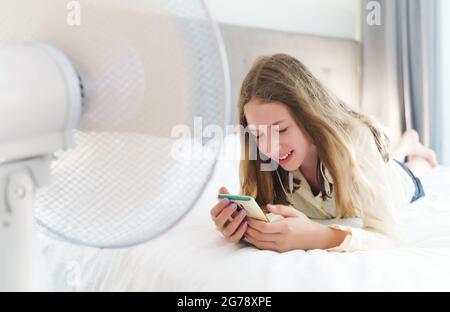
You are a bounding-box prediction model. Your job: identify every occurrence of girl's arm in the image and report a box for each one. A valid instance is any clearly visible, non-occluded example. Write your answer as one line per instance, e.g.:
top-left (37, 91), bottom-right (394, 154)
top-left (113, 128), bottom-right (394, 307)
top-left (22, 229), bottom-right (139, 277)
top-left (246, 205), bottom-right (351, 252)
top-left (316, 225), bottom-right (349, 250)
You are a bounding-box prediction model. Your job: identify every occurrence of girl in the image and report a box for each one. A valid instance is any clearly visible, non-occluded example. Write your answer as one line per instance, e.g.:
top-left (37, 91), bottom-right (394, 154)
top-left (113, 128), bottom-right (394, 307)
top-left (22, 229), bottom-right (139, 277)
top-left (210, 53), bottom-right (438, 252)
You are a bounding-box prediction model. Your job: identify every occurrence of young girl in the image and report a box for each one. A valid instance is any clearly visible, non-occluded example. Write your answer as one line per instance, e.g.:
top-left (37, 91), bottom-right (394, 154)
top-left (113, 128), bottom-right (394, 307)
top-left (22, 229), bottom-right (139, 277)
top-left (210, 53), bottom-right (438, 252)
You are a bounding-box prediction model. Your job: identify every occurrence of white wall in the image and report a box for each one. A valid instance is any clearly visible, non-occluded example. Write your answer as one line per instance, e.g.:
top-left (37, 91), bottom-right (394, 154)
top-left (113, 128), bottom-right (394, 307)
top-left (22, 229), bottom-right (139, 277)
top-left (434, 0), bottom-right (450, 165)
top-left (205, 0), bottom-right (361, 41)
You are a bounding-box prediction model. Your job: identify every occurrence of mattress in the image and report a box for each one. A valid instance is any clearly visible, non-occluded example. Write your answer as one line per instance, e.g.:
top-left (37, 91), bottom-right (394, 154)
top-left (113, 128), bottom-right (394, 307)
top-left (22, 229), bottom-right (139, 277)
top-left (39, 133), bottom-right (450, 291)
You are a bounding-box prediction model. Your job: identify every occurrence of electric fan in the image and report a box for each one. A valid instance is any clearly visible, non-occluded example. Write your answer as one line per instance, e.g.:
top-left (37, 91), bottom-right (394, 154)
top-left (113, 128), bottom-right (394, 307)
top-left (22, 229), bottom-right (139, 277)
top-left (0, 0), bottom-right (230, 290)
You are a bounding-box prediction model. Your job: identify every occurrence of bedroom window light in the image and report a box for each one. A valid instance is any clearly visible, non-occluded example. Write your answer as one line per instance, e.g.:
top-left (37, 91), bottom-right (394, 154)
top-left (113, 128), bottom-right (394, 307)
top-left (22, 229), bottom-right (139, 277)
top-left (432, 0), bottom-right (450, 165)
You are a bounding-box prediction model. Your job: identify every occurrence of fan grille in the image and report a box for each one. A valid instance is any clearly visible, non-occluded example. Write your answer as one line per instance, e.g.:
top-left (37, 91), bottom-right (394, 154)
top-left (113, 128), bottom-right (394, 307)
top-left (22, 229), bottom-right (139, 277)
top-left (0, 0), bottom-right (229, 247)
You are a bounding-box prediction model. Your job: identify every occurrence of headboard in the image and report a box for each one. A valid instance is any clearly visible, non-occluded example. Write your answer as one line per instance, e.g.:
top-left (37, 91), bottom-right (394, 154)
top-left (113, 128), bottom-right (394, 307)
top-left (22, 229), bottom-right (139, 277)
top-left (219, 23), bottom-right (362, 124)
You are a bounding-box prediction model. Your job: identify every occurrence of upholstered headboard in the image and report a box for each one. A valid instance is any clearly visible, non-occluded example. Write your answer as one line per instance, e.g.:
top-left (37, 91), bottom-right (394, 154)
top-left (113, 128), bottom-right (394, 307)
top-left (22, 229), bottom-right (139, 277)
top-left (219, 23), bottom-right (362, 124)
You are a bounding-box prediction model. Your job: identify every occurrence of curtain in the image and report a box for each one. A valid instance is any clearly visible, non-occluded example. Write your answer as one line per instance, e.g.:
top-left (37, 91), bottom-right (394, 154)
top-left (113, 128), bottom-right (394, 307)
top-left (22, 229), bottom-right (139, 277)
top-left (361, 0), bottom-right (435, 148)
top-left (433, 0), bottom-right (450, 165)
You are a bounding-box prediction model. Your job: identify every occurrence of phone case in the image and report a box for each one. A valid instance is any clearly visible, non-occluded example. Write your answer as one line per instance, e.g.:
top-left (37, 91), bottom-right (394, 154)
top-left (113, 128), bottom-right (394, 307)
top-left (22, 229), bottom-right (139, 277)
top-left (217, 194), bottom-right (284, 223)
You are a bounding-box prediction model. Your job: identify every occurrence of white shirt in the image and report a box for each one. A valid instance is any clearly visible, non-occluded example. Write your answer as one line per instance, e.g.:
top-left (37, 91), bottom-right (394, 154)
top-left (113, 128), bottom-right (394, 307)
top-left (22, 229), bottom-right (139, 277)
top-left (283, 124), bottom-right (416, 252)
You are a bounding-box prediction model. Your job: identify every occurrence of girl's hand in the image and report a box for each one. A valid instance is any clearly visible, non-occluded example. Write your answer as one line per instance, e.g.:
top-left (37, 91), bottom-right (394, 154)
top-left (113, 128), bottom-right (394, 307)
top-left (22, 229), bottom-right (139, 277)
top-left (245, 204), bottom-right (325, 252)
top-left (210, 187), bottom-right (248, 243)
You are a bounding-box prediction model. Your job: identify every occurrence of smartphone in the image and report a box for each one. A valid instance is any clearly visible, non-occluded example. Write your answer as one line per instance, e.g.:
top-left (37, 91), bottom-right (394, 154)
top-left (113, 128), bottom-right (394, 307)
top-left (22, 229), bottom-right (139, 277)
top-left (217, 194), bottom-right (283, 223)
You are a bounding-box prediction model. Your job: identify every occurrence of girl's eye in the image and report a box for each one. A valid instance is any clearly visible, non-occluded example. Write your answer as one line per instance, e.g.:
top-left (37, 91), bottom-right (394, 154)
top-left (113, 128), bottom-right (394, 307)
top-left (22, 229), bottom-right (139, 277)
top-left (254, 128), bottom-right (286, 138)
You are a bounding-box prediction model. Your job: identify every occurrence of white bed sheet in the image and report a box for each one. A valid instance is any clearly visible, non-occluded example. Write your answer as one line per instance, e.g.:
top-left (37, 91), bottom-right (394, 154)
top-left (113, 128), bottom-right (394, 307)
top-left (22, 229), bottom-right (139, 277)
top-left (40, 134), bottom-right (450, 291)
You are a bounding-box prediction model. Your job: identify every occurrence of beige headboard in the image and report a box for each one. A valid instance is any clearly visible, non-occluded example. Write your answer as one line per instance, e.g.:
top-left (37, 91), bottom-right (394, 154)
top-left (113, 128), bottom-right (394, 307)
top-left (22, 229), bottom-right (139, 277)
top-left (219, 23), bottom-right (362, 124)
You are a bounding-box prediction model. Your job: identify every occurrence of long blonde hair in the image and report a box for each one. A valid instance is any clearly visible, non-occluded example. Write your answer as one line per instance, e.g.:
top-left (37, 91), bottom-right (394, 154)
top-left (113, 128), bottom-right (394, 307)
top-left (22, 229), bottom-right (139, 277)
top-left (238, 54), bottom-right (390, 219)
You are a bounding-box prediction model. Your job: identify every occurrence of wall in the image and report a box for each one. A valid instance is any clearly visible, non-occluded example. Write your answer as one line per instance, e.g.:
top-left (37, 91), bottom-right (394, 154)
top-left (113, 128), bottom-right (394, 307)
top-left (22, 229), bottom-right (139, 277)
top-left (205, 0), bottom-right (361, 41)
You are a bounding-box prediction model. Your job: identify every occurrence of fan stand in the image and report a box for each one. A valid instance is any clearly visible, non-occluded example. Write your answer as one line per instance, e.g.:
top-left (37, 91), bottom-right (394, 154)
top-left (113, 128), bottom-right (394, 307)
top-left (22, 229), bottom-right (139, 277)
top-left (0, 156), bottom-right (51, 291)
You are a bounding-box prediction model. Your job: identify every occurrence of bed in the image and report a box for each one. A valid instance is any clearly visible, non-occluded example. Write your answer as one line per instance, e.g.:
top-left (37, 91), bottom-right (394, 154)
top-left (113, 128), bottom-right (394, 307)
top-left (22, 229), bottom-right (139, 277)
top-left (39, 26), bottom-right (450, 291)
top-left (39, 132), bottom-right (450, 291)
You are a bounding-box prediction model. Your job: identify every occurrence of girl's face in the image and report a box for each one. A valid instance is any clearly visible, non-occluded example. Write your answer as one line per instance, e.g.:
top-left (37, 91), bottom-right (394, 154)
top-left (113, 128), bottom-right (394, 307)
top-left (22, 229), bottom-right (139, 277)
top-left (244, 99), bottom-right (316, 171)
